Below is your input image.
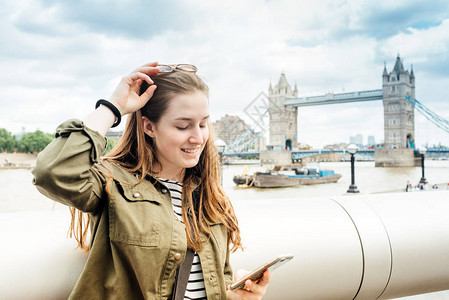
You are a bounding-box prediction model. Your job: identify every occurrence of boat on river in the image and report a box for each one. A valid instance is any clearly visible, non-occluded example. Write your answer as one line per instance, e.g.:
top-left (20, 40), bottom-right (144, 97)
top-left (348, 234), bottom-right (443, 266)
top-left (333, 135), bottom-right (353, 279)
top-left (233, 166), bottom-right (342, 188)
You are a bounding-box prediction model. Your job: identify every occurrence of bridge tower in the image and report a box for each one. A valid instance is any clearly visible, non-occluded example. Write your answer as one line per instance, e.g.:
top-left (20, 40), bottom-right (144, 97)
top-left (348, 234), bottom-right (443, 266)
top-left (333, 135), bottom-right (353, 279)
top-left (376, 55), bottom-right (418, 167)
top-left (267, 72), bottom-right (298, 150)
top-left (382, 54), bottom-right (415, 149)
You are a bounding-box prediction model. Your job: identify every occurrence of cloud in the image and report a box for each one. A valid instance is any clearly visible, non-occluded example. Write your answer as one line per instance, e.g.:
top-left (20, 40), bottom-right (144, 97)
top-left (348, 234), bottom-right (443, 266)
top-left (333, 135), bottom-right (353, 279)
top-left (13, 0), bottom-right (196, 39)
top-left (380, 20), bottom-right (449, 77)
top-left (346, 0), bottom-right (449, 39)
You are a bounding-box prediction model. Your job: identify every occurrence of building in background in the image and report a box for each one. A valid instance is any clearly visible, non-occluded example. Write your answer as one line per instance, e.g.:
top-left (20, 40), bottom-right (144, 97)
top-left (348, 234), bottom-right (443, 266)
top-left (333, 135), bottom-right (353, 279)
top-left (324, 143), bottom-right (348, 150)
top-left (350, 134), bottom-right (364, 146)
top-left (382, 55), bottom-right (415, 149)
top-left (267, 73), bottom-right (298, 151)
top-left (212, 114), bottom-right (261, 151)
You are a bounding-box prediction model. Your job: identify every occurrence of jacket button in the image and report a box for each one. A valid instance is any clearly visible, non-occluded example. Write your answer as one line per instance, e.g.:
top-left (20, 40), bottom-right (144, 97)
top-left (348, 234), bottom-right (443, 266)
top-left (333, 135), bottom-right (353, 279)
top-left (133, 192), bottom-right (141, 198)
top-left (161, 189), bottom-right (168, 194)
top-left (174, 253), bottom-right (182, 261)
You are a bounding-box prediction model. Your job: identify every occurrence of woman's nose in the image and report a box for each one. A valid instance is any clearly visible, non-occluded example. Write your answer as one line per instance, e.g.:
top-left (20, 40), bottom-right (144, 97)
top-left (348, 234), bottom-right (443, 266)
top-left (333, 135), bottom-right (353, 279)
top-left (189, 126), bottom-right (204, 144)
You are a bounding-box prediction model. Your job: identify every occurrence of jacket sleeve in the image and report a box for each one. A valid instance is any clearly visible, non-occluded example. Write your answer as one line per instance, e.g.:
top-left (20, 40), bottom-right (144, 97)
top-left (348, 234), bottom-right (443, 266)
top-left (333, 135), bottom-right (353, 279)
top-left (32, 119), bottom-right (108, 213)
top-left (224, 245), bottom-right (233, 287)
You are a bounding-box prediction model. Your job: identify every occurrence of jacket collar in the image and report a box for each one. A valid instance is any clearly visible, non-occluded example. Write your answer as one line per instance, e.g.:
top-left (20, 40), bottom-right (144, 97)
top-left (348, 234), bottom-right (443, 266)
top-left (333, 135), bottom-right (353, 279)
top-left (144, 172), bottom-right (202, 192)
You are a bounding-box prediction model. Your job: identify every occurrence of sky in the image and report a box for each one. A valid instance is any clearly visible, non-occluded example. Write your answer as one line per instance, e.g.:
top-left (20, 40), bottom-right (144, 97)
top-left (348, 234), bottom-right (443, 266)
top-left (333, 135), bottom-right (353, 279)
top-left (1, 0), bottom-right (449, 149)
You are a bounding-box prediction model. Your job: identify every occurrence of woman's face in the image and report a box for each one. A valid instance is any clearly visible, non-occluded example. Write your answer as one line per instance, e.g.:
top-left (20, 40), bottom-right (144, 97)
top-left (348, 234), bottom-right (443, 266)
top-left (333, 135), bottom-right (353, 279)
top-left (143, 91), bottom-right (210, 180)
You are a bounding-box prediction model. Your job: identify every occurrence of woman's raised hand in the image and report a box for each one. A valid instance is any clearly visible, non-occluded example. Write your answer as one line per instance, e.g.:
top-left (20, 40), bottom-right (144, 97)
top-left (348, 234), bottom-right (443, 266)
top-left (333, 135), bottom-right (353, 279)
top-left (108, 62), bottom-right (160, 116)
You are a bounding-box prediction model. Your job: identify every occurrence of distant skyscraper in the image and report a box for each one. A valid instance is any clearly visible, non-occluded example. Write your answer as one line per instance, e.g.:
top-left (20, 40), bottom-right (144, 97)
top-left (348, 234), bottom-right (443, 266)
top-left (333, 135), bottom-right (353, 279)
top-left (349, 134), bottom-right (363, 146)
top-left (367, 135), bottom-right (375, 146)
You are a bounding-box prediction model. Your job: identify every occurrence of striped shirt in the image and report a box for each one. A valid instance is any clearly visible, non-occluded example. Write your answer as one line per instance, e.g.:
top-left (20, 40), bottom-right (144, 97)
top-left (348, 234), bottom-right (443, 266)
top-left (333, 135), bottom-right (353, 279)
top-left (159, 178), bottom-right (207, 300)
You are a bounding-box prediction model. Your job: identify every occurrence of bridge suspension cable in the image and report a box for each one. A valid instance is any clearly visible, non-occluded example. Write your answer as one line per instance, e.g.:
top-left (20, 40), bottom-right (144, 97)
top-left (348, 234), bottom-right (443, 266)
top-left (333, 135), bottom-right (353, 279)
top-left (406, 96), bottom-right (449, 134)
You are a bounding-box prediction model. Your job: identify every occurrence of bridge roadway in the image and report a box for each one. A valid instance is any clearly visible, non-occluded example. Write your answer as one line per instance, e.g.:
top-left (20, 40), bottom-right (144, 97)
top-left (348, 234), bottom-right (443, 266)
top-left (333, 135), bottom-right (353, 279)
top-left (223, 149), bottom-right (449, 159)
top-left (223, 149), bottom-right (376, 159)
top-left (284, 89), bottom-right (383, 107)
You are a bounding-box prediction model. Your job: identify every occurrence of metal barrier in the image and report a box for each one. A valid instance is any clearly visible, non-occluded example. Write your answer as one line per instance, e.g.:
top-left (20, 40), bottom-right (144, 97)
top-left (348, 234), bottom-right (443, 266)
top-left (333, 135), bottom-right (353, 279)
top-left (1, 191), bottom-right (449, 299)
top-left (232, 191), bottom-right (449, 299)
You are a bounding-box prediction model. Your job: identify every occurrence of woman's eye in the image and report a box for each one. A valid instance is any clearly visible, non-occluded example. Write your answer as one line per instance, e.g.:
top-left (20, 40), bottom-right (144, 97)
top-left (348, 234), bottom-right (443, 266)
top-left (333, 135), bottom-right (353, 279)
top-left (200, 123), bottom-right (207, 128)
top-left (176, 126), bottom-right (188, 130)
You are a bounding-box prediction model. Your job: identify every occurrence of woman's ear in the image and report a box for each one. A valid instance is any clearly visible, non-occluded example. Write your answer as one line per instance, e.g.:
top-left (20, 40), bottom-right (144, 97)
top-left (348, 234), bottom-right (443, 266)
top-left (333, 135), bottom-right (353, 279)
top-left (142, 116), bottom-right (156, 138)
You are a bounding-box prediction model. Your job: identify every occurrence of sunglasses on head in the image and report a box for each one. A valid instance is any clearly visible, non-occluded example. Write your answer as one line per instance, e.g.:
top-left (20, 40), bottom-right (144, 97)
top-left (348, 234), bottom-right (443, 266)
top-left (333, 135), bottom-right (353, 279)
top-left (157, 64), bottom-right (197, 73)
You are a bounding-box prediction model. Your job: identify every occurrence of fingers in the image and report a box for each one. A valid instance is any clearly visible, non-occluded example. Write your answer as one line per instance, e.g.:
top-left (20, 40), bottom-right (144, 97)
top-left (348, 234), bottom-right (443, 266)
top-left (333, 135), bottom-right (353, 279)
top-left (140, 84), bottom-right (157, 103)
top-left (132, 62), bottom-right (160, 78)
top-left (257, 270), bottom-right (271, 287)
top-left (132, 61), bottom-right (158, 72)
top-left (234, 269), bottom-right (250, 282)
top-left (231, 285), bottom-right (264, 300)
top-left (128, 71), bottom-right (154, 85)
top-left (228, 270), bottom-right (270, 299)
top-left (129, 63), bottom-right (160, 90)
top-left (135, 66), bottom-right (161, 77)
top-left (129, 61), bottom-right (161, 85)
top-left (243, 278), bottom-right (264, 295)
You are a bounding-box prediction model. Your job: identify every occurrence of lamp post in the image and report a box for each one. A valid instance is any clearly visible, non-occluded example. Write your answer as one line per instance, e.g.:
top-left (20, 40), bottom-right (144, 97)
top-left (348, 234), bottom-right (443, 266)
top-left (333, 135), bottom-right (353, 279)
top-left (347, 144), bottom-right (360, 193)
top-left (216, 139), bottom-right (226, 185)
top-left (419, 148), bottom-right (427, 184)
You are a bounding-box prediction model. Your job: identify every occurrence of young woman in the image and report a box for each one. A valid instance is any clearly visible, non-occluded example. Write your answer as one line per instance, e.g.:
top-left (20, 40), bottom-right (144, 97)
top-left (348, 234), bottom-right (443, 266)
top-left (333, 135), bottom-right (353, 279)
top-left (32, 62), bottom-right (270, 299)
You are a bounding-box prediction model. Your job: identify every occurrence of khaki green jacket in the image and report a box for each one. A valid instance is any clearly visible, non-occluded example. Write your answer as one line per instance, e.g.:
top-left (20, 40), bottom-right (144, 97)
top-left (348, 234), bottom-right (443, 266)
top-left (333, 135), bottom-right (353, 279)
top-left (32, 120), bottom-right (233, 299)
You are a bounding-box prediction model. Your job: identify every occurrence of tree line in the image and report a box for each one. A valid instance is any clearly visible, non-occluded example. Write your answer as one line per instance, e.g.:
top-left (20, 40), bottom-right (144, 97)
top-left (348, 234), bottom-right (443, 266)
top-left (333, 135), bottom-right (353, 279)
top-left (0, 128), bottom-right (54, 153)
top-left (0, 128), bottom-right (116, 154)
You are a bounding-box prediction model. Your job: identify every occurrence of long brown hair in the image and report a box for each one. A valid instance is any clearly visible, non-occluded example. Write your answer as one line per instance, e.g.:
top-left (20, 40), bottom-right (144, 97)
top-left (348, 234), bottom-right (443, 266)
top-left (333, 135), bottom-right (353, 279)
top-left (70, 70), bottom-right (242, 252)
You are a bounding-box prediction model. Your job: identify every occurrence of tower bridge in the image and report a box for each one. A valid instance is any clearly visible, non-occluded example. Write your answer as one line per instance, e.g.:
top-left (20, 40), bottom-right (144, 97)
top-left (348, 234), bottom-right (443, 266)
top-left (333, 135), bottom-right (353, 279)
top-left (226, 55), bottom-right (448, 166)
top-left (264, 55), bottom-right (418, 167)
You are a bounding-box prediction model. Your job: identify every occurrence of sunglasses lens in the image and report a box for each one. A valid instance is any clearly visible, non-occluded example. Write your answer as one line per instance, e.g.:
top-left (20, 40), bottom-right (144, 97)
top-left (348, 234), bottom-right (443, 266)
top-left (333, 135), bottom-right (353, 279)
top-left (176, 64), bottom-right (197, 72)
top-left (158, 65), bottom-right (173, 73)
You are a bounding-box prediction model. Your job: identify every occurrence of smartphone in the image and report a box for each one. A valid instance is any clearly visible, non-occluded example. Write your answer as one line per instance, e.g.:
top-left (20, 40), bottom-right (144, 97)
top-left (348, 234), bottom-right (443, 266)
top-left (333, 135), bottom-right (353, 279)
top-left (229, 254), bottom-right (294, 290)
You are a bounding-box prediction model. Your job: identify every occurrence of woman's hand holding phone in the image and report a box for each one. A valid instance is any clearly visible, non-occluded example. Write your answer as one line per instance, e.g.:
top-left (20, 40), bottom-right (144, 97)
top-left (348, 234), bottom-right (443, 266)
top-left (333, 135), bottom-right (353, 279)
top-left (226, 269), bottom-right (271, 300)
top-left (226, 254), bottom-right (293, 299)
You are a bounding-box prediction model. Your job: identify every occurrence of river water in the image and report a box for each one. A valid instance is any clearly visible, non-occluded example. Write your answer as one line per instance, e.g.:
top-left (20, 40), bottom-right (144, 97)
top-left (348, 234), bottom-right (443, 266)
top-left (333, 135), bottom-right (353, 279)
top-left (1, 160), bottom-right (449, 212)
top-left (222, 160), bottom-right (449, 203)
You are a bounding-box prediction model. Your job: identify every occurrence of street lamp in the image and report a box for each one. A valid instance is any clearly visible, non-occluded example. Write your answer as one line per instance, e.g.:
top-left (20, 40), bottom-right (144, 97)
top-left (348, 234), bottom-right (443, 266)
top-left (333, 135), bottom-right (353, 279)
top-left (347, 144), bottom-right (360, 193)
top-left (216, 139), bottom-right (226, 185)
top-left (419, 148), bottom-right (427, 184)
top-left (216, 139), bottom-right (226, 157)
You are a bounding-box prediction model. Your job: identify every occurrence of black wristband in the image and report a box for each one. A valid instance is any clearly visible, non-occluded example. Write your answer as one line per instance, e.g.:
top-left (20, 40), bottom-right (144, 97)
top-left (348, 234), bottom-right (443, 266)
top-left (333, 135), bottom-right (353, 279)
top-left (95, 99), bottom-right (121, 128)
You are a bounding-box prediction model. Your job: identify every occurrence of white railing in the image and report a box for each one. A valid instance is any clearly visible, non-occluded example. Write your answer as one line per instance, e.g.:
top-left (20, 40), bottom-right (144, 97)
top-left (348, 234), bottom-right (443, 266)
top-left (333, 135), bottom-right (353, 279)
top-left (2, 191), bottom-right (449, 299)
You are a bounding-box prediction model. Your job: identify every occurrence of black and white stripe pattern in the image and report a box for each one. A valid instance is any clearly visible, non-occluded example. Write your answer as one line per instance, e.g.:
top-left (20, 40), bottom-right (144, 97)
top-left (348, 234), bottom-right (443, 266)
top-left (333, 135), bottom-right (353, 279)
top-left (159, 178), bottom-right (207, 299)
top-left (159, 178), bottom-right (183, 221)
top-left (184, 254), bottom-right (207, 299)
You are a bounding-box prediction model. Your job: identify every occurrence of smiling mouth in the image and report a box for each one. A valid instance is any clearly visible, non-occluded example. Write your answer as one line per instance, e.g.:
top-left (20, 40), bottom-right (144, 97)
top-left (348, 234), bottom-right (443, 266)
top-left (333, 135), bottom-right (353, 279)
top-left (182, 148), bottom-right (200, 154)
